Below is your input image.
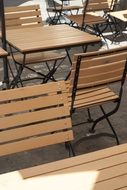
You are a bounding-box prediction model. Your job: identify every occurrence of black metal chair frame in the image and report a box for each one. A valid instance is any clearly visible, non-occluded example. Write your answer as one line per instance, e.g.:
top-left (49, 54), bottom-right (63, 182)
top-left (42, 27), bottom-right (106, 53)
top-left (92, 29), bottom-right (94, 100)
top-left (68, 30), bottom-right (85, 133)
top-left (70, 53), bottom-right (127, 145)
top-left (67, 0), bottom-right (111, 43)
top-left (46, 0), bottom-right (82, 25)
top-left (8, 44), bottom-right (67, 88)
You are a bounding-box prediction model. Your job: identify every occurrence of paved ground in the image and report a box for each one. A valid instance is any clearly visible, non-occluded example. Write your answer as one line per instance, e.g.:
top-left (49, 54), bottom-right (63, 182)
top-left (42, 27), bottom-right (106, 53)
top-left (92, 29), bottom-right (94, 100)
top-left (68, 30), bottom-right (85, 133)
top-left (0, 0), bottom-right (127, 174)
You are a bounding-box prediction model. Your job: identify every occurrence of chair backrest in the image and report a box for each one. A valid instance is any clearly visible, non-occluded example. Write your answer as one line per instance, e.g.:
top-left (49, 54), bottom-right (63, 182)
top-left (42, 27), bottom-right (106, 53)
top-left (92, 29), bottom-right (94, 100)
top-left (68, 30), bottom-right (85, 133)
top-left (69, 47), bottom-right (127, 111)
top-left (84, 0), bottom-right (110, 12)
top-left (0, 81), bottom-right (73, 156)
top-left (5, 4), bottom-right (43, 29)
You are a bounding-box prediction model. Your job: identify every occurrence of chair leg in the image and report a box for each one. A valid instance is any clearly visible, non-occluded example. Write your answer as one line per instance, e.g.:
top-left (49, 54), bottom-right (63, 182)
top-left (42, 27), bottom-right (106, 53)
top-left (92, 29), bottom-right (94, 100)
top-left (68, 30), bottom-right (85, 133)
top-left (88, 104), bottom-right (120, 145)
top-left (65, 142), bottom-right (75, 157)
top-left (87, 108), bottom-right (93, 122)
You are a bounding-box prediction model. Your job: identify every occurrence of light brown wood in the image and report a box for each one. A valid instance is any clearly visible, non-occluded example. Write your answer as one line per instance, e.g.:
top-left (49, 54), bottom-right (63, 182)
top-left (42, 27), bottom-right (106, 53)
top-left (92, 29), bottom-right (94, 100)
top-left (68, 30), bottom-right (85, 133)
top-left (86, 0), bottom-right (109, 11)
top-left (0, 81), bottom-right (73, 156)
top-left (68, 47), bottom-right (127, 110)
top-left (0, 80), bottom-right (67, 101)
top-left (108, 9), bottom-right (127, 22)
top-left (4, 4), bottom-right (66, 69)
top-left (0, 131), bottom-right (73, 156)
top-left (66, 0), bottom-right (109, 29)
top-left (0, 143), bottom-right (127, 190)
top-left (0, 47), bottom-right (8, 57)
top-left (6, 24), bottom-right (100, 53)
top-left (5, 4), bottom-right (43, 29)
top-left (47, 0), bottom-right (83, 13)
top-left (9, 51), bottom-right (66, 64)
top-left (20, 143), bottom-right (127, 178)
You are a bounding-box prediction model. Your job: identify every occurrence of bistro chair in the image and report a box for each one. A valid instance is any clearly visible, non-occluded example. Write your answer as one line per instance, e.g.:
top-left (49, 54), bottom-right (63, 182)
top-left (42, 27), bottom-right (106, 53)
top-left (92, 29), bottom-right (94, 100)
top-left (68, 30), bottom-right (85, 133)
top-left (46, 0), bottom-right (83, 24)
top-left (0, 81), bottom-right (74, 159)
top-left (67, 47), bottom-right (127, 145)
top-left (4, 4), bottom-right (66, 87)
top-left (65, 0), bottom-right (113, 42)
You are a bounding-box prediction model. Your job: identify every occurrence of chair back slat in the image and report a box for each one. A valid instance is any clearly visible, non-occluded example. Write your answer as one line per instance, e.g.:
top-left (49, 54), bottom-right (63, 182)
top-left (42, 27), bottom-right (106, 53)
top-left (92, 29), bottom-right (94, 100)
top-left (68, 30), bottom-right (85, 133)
top-left (85, 0), bottom-right (109, 11)
top-left (0, 130), bottom-right (73, 156)
top-left (0, 81), bottom-right (66, 101)
top-left (72, 61), bottom-right (125, 88)
top-left (70, 48), bottom-right (127, 90)
top-left (0, 81), bottom-right (73, 156)
top-left (5, 4), bottom-right (43, 29)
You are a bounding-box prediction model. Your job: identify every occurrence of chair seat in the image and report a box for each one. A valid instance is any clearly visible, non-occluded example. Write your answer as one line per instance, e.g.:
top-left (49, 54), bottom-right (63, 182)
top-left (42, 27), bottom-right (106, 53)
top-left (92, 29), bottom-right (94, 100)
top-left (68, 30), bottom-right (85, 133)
top-left (67, 13), bottom-right (106, 26)
top-left (9, 51), bottom-right (66, 65)
top-left (47, 5), bottom-right (83, 12)
top-left (68, 86), bottom-right (119, 109)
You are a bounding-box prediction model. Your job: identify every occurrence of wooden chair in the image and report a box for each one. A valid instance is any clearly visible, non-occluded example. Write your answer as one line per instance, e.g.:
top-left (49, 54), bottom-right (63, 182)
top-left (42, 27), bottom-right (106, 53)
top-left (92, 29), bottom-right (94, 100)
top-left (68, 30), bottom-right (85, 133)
top-left (0, 81), bottom-right (74, 158)
top-left (4, 4), bottom-right (66, 86)
top-left (65, 0), bottom-right (112, 42)
top-left (46, 0), bottom-right (83, 24)
top-left (67, 46), bottom-right (127, 145)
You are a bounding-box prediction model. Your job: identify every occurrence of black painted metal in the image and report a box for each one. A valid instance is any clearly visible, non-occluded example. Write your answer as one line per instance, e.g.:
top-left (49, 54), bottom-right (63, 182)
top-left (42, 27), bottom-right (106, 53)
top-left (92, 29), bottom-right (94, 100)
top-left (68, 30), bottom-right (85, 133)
top-left (89, 60), bottom-right (127, 145)
top-left (0, 0), bottom-right (9, 88)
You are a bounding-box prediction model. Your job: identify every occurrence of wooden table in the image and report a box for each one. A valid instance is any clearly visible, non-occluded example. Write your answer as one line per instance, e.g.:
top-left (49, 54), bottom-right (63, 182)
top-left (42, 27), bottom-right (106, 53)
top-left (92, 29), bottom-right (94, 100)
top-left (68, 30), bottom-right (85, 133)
top-left (1, 143), bottom-right (127, 190)
top-left (6, 24), bottom-right (100, 53)
top-left (108, 10), bottom-right (127, 42)
top-left (109, 10), bottom-right (127, 22)
top-left (6, 24), bottom-right (100, 87)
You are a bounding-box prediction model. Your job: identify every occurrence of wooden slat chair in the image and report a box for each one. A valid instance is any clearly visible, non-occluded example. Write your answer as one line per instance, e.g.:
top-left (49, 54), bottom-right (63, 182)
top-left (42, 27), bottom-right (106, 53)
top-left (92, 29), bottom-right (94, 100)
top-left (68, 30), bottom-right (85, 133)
top-left (46, 0), bottom-right (83, 25)
top-left (0, 81), bottom-right (74, 158)
top-left (65, 0), bottom-right (112, 42)
top-left (4, 4), bottom-right (66, 86)
top-left (67, 47), bottom-right (127, 145)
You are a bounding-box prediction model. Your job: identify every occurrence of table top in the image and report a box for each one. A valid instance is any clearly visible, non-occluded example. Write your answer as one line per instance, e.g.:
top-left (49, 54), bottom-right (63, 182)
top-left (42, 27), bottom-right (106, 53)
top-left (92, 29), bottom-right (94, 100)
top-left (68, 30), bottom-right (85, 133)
top-left (0, 47), bottom-right (8, 57)
top-left (109, 9), bottom-right (127, 22)
top-left (6, 24), bottom-right (101, 53)
top-left (0, 143), bottom-right (127, 190)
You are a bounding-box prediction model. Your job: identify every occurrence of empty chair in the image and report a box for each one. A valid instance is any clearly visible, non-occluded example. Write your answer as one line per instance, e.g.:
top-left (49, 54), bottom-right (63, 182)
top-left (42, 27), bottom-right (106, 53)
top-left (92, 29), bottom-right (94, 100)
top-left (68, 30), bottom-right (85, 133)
top-left (66, 0), bottom-right (112, 41)
top-left (46, 0), bottom-right (83, 24)
top-left (4, 4), bottom-right (66, 87)
top-left (67, 47), bottom-right (127, 145)
top-left (0, 81), bottom-right (74, 158)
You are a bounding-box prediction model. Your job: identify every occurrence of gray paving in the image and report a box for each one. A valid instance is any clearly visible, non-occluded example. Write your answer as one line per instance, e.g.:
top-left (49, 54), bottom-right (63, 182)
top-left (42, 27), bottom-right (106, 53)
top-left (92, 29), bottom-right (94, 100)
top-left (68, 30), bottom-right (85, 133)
top-left (0, 0), bottom-right (127, 174)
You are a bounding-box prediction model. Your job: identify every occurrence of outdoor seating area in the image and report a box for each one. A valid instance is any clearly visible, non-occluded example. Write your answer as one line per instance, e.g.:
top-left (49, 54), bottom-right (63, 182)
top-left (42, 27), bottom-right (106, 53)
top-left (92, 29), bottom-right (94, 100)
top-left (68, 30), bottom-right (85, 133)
top-left (0, 0), bottom-right (127, 189)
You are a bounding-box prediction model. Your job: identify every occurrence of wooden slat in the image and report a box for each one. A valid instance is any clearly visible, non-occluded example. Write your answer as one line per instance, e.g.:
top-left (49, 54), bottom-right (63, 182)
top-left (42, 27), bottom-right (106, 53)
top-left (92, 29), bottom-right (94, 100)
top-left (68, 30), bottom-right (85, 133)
top-left (94, 174), bottom-right (127, 190)
top-left (20, 143), bottom-right (127, 178)
top-left (86, 0), bottom-right (109, 11)
top-left (5, 4), bottom-right (40, 12)
top-left (6, 17), bottom-right (42, 27)
top-left (5, 10), bottom-right (41, 19)
top-left (0, 81), bottom-right (66, 101)
top-left (97, 162), bottom-right (127, 182)
top-left (5, 4), bottom-right (43, 29)
top-left (0, 131), bottom-right (73, 156)
top-left (0, 93), bottom-right (68, 115)
top-left (77, 70), bottom-right (123, 88)
top-left (0, 106), bottom-right (70, 130)
top-left (73, 47), bottom-right (127, 62)
top-left (73, 92), bottom-right (118, 108)
top-left (0, 118), bottom-right (72, 143)
top-left (72, 53), bottom-right (127, 69)
top-left (10, 51), bottom-right (66, 64)
top-left (72, 60), bottom-right (125, 76)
